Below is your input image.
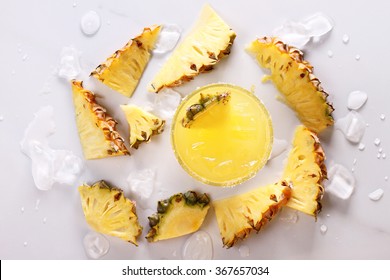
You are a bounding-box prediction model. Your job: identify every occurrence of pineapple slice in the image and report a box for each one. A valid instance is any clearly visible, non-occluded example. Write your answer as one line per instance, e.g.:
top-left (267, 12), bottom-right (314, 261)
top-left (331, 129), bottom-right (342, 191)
top-left (283, 125), bottom-right (326, 217)
top-left (182, 91), bottom-right (231, 128)
top-left (78, 180), bottom-right (142, 246)
top-left (71, 80), bottom-right (129, 159)
top-left (148, 4), bottom-right (236, 93)
top-left (91, 25), bottom-right (161, 97)
top-left (213, 181), bottom-right (291, 248)
top-left (246, 36), bottom-right (334, 133)
top-left (146, 191), bottom-right (210, 242)
top-left (120, 104), bottom-right (165, 149)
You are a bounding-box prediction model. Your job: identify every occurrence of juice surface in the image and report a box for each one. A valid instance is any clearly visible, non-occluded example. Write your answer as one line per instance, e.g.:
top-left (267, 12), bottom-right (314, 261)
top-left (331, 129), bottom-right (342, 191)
top-left (171, 84), bottom-right (273, 186)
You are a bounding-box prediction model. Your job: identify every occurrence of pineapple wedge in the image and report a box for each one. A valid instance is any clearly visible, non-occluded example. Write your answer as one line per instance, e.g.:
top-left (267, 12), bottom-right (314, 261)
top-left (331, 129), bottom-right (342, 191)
top-left (71, 80), bottom-right (129, 159)
top-left (213, 181), bottom-right (291, 248)
top-left (148, 5), bottom-right (236, 93)
top-left (146, 191), bottom-right (210, 242)
top-left (182, 91), bottom-right (231, 128)
top-left (79, 180), bottom-right (142, 246)
top-left (91, 25), bottom-right (161, 97)
top-left (120, 104), bottom-right (165, 149)
top-left (283, 125), bottom-right (326, 217)
top-left (246, 36), bottom-right (334, 133)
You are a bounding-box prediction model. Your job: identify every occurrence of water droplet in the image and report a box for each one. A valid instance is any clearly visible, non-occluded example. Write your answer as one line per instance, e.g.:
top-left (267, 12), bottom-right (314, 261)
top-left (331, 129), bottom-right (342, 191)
top-left (172, 250), bottom-right (177, 257)
top-left (0, 115), bottom-right (4, 121)
top-left (154, 24), bottom-right (181, 54)
top-left (353, 158), bottom-right (357, 165)
top-left (11, 70), bottom-right (16, 75)
top-left (380, 114), bottom-right (386, 120)
top-left (83, 232), bottom-right (110, 259)
top-left (379, 148), bottom-right (383, 153)
top-left (320, 224), bottom-right (328, 234)
top-left (342, 34), bottom-right (350, 44)
top-left (72, 2), bottom-right (77, 8)
top-left (182, 231), bottom-right (213, 260)
top-left (325, 164), bottom-right (355, 200)
top-left (106, 20), bottom-right (111, 25)
top-left (374, 138), bottom-right (381, 146)
top-left (347, 90), bottom-right (367, 110)
top-left (238, 245), bottom-right (250, 258)
top-left (351, 167), bottom-right (355, 173)
top-left (358, 143), bottom-right (365, 151)
top-left (126, 169), bottom-right (155, 209)
top-left (279, 209), bottom-right (299, 223)
top-left (269, 138), bottom-right (289, 160)
top-left (35, 199), bottom-right (40, 211)
top-left (43, 217), bottom-right (47, 224)
top-left (335, 111), bottom-right (366, 143)
top-left (327, 50), bottom-right (334, 58)
top-left (355, 55), bottom-right (361, 61)
top-left (382, 153), bottom-right (386, 159)
top-left (326, 214), bottom-right (331, 217)
top-left (368, 188), bottom-right (384, 201)
top-left (385, 176), bottom-right (388, 181)
top-left (377, 153), bottom-right (381, 159)
top-left (80, 11), bottom-right (101, 36)
top-left (58, 46), bottom-right (82, 80)
top-left (21, 207), bottom-right (25, 213)
top-left (23, 242), bottom-right (28, 247)
top-left (22, 54), bottom-right (28, 61)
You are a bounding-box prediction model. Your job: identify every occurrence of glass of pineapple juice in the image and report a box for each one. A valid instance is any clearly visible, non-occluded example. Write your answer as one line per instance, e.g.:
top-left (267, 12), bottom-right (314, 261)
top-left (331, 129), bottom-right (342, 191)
top-left (171, 83), bottom-right (273, 187)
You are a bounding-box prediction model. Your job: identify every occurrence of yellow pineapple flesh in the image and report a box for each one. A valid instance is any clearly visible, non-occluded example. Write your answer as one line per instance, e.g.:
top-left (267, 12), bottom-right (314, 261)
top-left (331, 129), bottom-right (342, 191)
top-left (283, 125), bottom-right (326, 217)
top-left (146, 191), bottom-right (210, 242)
top-left (91, 25), bottom-right (161, 97)
top-left (120, 104), bottom-right (165, 149)
top-left (246, 36), bottom-right (334, 133)
top-left (213, 181), bottom-right (291, 248)
top-left (78, 180), bottom-right (142, 246)
top-left (71, 80), bottom-right (129, 159)
top-left (148, 4), bottom-right (236, 93)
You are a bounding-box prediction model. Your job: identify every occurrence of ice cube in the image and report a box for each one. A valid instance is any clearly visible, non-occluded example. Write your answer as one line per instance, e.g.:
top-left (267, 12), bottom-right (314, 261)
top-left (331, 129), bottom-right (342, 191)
top-left (153, 24), bottom-right (181, 54)
top-left (368, 188), bottom-right (384, 201)
top-left (80, 11), bottom-right (101, 36)
top-left (182, 231), bottom-right (213, 260)
top-left (302, 13), bottom-right (334, 38)
top-left (347, 91), bottom-right (367, 110)
top-left (126, 169), bottom-right (156, 209)
top-left (152, 88), bottom-right (182, 120)
top-left (325, 164), bottom-right (355, 199)
top-left (269, 138), bottom-right (289, 160)
top-left (335, 111), bottom-right (366, 143)
top-left (273, 20), bottom-right (310, 49)
top-left (83, 232), bottom-right (110, 259)
top-left (58, 46), bottom-right (82, 80)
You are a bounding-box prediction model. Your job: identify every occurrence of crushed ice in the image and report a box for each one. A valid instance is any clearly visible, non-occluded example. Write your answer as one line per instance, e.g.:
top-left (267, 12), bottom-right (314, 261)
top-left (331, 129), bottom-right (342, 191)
top-left (57, 46), bottom-right (82, 80)
top-left (83, 232), bottom-right (110, 259)
top-left (325, 164), bottom-right (355, 200)
top-left (182, 231), bottom-right (213, 260)
top-left (80, 11), bottom-right (101, 36)
top-left (335, 111), bottom-right (366, 143)
top-left (153, 24), bottom-right (181, 54)
top-left (20, 106), bottom-right (84, 191)
top-left (347, 91), bottom-right (367, 111)
top-left (368, 188), bottom-right (384, 201)
top-left (152, 88), bottom-right (182, 120)
top-left (269, 138), bottom-right (289, 160)
top-left (273, 13), bottom-right (333, 48)
top-left (126, 169), bottom-right (156, 209)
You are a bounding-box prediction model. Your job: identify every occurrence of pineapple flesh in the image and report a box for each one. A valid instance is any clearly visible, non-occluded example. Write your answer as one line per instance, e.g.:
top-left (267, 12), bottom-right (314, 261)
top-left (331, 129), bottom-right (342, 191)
top-left (182, 91), bottom-right (231, 128)
top-left (91, 25), bottom-right (161, 97)
top-left (78, 180), bottom-right (142, 246)
top-left (146, 191), bottom-right (210, 242)
top-left (71, 80), bottom-right (129, 159)
top-left (283, 125), bottom-right (326, 217)
top-left (213, 181), bottom-right (291, 248)
top-left (148, 4), bottom-right (236, 93)
top-left (246, 36), bottom-right (334, 133)
top-left (120, 104), bottom-right (165, 149)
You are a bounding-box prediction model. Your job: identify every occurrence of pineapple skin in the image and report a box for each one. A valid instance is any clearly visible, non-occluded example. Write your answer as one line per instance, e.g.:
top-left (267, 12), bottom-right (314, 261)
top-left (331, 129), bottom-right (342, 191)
top-left (283, 125), bottom-right (326, 218)
top-left (71, 80), bottom-right (129, 159)
top-left (247, 36), bottom-right (334, 133)
top-left (148, 5), bottom-right (236, 93)
top-left (91, 25), bottom-right (161, 97)
top-left (120, 104), bottom-right (165, 149)
top-left (79, 181), bottom-right (142, 246)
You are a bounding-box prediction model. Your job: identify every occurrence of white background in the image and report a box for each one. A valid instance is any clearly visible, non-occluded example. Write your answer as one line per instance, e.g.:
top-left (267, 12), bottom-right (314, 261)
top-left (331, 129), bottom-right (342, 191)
top-left (1, 0), bottom-right (389, 259)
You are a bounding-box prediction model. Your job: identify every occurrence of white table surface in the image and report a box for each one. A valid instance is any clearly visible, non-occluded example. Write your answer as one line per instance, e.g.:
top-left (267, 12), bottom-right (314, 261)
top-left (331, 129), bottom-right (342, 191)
top-left (1, 0), bottom-right (389, 259)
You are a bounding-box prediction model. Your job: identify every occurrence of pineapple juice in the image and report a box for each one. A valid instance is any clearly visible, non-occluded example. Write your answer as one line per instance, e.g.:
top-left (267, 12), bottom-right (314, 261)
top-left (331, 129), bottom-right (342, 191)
top-left (171, 84), bottom-right (273, 186)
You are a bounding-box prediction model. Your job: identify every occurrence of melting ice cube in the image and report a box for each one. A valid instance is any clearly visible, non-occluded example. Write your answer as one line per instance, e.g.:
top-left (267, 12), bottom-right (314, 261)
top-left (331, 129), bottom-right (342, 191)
top-left (83, 232), bottom-right (110, 259)
top-left (80, 11), bottom-right (101, 36)
top-left (126, 169), bottom-right (156, 209)
top-left (325, 164), bottom-right (355, 199)
top-left (58, 46), bottom-right (82, 80)
top-left (335, 111), bottom-right (366, 143)
top-left (302, 13), bottom-right (334, 38)
top-left (368, 188), bottom-right (384, 201)
top-left (182, 231), bottom-right (213, 260)
top-left (152, 88), bottom-right (182, 120)
top-left (153, 24), bottom-right (181, 54)
top-left (347, 91), bottom-right (368, 110)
